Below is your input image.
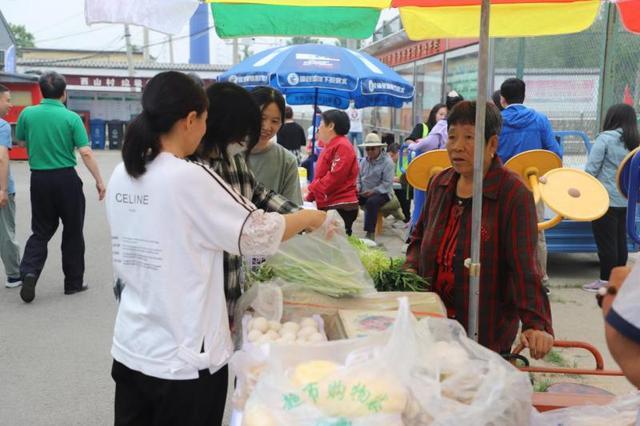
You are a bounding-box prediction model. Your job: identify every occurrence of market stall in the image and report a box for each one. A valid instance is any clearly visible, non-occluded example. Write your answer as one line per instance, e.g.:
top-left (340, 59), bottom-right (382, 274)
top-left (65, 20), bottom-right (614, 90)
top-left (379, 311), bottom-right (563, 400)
top-left (85, 0), bottom-right (640, 423)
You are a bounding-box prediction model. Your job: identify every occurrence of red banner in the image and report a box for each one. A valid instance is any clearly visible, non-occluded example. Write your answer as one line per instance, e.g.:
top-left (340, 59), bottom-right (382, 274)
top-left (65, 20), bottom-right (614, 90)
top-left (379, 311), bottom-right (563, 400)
top-left (64, 75), bottom-right (151, 90)
top-left (377, 39), bottom-right (476, 67)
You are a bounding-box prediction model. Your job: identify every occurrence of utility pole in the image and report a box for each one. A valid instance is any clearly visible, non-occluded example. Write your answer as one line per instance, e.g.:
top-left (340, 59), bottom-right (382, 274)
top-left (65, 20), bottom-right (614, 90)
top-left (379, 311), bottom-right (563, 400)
top-left (124, 25), bottom-right (135, 92)
top-left (232, 38), bottom-right (240, 64)
top-left (143, 28), bottom-right (150, 61)
top-left (168, 35), bottom-right (175, 63)
top-left (597, 3), bottom-right (616, 132)
top-left (515, 38), bottom-right (526, 80)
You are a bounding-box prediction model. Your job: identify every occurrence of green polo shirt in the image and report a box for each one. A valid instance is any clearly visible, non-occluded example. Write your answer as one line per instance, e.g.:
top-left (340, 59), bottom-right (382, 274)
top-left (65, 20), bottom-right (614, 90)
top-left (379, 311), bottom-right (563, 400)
top-left (16, 99), bottom-right (89, 170)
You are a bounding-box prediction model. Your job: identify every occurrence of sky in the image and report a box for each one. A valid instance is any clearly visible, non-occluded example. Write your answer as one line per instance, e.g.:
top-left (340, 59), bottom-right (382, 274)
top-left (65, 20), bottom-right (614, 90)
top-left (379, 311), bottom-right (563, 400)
top-left (2, 0), bottom-right (398, 65)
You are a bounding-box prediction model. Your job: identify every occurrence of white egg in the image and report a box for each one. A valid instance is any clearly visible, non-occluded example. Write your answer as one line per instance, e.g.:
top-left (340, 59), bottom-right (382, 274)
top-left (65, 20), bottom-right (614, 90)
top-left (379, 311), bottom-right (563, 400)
top-left (265, 330), bottom-right (280, 341)
top-left (281, 321), bottom-right (300, 334)
top-left (297, 326), bottom-right (316, 338)
top-left (252, 317), bottom-right (269, 333)
top-left (267, 320), bottom-right (282, 332)
top-left (296, 337), bottom-right (307, 344)
top-left (247, 330), bottom-right (263, 342)
top-left (299, 317), bottom-right (317, 330)
top-left (247, 318), bottom-right (255, 330)
top-left (281, 332), bottom-right (296, 342)
top-left (307, 332), bottom-right (324, 343)
top-left (256, 334), bottom-right (270, 344)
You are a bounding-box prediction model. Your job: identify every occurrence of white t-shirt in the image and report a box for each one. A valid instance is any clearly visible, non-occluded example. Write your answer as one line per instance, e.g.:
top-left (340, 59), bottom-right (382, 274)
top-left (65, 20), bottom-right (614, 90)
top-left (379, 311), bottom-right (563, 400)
top-left (106, 153), bottom-right (282, 380)
top-left (347, 106), bottom-right (363, 133)
top-left (607, 262), bottom-right (640, 346)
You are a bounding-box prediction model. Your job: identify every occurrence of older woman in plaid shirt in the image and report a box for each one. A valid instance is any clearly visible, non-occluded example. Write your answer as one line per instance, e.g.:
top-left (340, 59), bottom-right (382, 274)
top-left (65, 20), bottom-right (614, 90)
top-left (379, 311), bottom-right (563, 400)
top-left (191, 83), bottom-right (300, 320)
top-left (405, 101), bottom-right (554, 359)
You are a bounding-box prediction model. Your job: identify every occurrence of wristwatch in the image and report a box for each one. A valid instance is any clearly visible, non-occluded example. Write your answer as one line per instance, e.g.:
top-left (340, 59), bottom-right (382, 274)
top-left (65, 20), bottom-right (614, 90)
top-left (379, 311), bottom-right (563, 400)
top-left (596, 285), bottom-right (618, 308)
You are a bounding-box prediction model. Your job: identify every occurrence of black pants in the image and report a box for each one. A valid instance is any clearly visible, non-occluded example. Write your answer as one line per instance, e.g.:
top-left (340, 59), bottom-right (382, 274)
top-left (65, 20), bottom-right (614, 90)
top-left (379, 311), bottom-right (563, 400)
top-left (112, 360), bottom-right (228, 426)
top-left (358, 193), bottom-right (390, 233)
top-left (320, 206), bottom-right (358, 236)
top-left (591, 207), bottom-right (628, 281)
top-left (20, 168), bottom-right (86, 291)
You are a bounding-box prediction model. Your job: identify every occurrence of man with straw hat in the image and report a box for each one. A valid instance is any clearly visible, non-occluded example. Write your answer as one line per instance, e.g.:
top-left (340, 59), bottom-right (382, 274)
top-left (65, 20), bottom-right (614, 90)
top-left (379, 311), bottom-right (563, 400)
top-left (357, 133), bottom-right (395, 241)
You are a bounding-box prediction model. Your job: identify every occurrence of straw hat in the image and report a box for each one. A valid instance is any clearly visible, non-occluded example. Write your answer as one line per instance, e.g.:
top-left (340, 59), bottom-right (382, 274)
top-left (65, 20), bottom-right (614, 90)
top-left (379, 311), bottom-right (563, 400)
top-left (359, 133), bottom-right (386, 148)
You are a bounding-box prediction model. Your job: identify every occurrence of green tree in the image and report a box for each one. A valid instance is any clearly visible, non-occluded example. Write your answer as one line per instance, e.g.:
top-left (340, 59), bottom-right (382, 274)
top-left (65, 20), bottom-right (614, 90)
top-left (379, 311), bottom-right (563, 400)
top-left (286, 36), bottom-right (320, 46)
top-left (8, 23), bottom-right (35, 49)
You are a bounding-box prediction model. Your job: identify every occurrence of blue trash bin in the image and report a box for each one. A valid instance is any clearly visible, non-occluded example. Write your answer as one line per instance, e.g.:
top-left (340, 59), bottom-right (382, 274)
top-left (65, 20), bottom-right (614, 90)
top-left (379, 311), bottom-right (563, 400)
top-left (89, 119), bottom-right (106, 149)
top-left (107, 120), bottom-right (126, 150)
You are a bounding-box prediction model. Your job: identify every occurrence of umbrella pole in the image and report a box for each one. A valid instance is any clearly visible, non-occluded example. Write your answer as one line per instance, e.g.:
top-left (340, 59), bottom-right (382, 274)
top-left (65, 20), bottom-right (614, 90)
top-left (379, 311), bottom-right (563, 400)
top-left (467, 0), bottom-right (491, 342)
top-left (311, 88), bottom-right (319, 155)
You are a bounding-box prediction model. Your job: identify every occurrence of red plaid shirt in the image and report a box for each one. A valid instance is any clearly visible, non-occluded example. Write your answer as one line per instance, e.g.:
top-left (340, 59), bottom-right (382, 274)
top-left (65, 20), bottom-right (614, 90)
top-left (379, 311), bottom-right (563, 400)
top-left (405, 159), bottom-right (553, 353)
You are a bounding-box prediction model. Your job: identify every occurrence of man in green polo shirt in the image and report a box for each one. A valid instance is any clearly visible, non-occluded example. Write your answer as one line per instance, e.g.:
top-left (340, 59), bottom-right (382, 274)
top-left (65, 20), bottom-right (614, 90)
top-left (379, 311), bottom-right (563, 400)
top-left (16, 71), bottom-right (106, 303)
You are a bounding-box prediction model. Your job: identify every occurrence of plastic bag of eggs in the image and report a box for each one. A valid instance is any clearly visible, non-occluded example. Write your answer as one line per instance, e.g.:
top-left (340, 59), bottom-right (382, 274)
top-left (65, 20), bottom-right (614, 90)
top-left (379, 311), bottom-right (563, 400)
top-left (246, 316), bottom-right (325, 345)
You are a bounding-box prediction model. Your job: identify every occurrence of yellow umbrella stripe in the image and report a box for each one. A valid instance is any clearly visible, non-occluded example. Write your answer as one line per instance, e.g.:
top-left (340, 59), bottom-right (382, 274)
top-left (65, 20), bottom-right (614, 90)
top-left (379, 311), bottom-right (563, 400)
top-left (207, 0), bottom-right (391, 8)
top-left (400, 0), bottom-right (601, 39)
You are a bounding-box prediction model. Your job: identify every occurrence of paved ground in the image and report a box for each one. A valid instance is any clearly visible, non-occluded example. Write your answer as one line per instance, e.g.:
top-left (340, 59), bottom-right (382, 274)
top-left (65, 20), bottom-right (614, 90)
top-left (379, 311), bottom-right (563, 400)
top-left (0, 151), bottom-right (634, 425)
top-left (0, 151), bottom-right (118, 426)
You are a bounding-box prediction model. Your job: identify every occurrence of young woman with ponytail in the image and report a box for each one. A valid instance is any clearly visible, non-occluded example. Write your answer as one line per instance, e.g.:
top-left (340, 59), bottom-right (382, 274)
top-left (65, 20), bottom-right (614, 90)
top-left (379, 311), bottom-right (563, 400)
top-left (106, 71), bottom-right (326, 425)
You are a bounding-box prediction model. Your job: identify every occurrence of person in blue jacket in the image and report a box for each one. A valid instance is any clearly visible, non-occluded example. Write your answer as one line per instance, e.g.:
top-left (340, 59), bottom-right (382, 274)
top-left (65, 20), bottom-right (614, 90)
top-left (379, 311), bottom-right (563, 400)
top-left (497, 78), bottom-right (562, 163)
top-left (497, 78), bottom-right (563, 295)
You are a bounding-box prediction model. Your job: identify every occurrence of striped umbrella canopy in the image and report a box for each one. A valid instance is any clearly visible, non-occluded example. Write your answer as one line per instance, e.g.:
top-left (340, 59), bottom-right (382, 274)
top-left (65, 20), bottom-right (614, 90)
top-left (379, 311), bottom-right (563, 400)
top-left (207, 0), bottom-right (640, 38)
top-left (84, 0), bottom-right (640, 36)
top-left (616, 0), bottom-right (640, 33)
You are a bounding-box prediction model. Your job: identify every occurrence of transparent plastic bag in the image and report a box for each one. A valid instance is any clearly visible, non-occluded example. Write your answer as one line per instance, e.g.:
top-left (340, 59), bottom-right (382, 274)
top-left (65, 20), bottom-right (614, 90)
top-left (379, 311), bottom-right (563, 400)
top-left (232, 281), bottom-right (283, 348)
top-left (241, 336), bottom-right (405, 426)
top-left (261, 210), bottom-right (375, 298)
top-left (413, 318), bottom-right (532, 425)
top-left (530, 392), bottom-right (640, 426)
top-left (238, 298), bottom-right (533, 425)
top-left (230, 328), bottom-right (389, 415)
top-left (387, 301), bottom-right (532, 426)
top-left (229, 314), bottom-right (336, 411)
top-left (234, 281), bottom-right (284, 324)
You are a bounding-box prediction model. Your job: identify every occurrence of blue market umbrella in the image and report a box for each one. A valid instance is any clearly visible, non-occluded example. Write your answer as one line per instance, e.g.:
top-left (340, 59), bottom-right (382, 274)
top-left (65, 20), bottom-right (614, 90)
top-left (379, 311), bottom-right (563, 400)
top-left (218, 43), bottom-right (414, 150)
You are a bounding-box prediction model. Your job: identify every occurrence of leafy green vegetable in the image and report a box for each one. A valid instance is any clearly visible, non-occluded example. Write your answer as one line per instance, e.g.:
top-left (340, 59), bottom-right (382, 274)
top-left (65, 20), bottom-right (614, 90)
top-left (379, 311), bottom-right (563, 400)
top-left (246, 264), bottom-right (275, 283)
top-left (246, 248), bottom-right (370, 298)
top-left (246, 236), bottom-right (428, 296)
top-left (373, 258), bottom-right (430, 292)
top-left (347, 236), bottom-right (391, 278)
top-left (347, 237), bottom-right (429, 292)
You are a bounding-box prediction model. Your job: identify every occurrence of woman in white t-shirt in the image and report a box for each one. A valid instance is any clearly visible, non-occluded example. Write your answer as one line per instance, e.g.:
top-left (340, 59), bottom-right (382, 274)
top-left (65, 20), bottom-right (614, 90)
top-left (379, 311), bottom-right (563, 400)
top-left (106, 71), bottom-right (326, 425)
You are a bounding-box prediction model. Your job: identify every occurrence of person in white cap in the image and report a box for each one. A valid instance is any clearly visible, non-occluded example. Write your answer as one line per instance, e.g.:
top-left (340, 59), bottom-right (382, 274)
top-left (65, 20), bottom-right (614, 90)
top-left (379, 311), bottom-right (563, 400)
top-left (357, 133), bottom-right (395, 241)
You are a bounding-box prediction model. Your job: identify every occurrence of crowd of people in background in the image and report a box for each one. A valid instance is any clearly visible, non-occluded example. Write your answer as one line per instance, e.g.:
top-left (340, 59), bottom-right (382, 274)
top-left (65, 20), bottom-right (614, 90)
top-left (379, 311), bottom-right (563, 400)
top-left (232, 75), bottom-right (640, 299)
